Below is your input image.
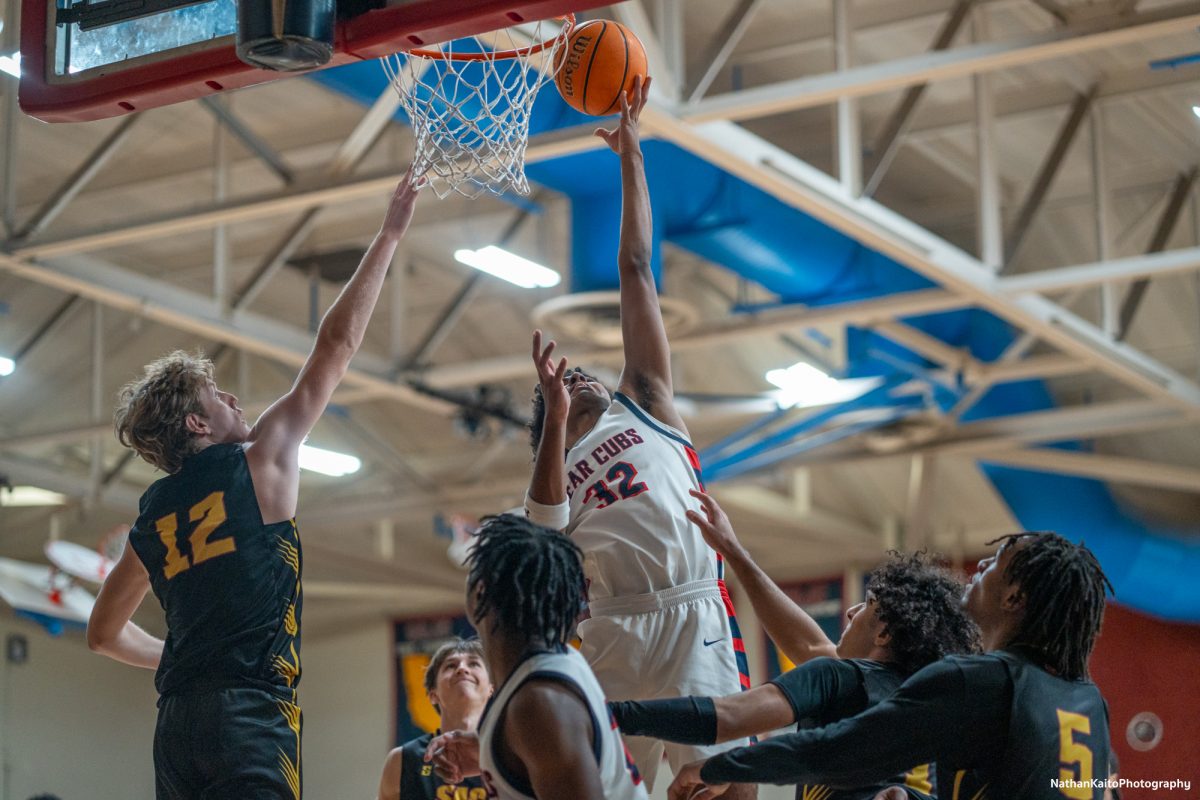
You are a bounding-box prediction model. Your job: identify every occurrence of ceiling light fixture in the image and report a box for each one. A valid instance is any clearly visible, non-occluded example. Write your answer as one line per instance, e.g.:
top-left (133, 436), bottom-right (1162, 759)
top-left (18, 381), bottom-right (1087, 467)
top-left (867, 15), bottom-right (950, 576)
top-left (0, 52), bottom-right (20, 79)
top-left (1193, 105), bottom-right (1200, 120)
top-left (0, 356), bottom-right (14, 376)
top-left (765, 361), bottom-right (881, 409)
top-left (298, 444), bottom-right (361, 477)
top-left (0, 486), bottom-right (68, 507)
top-left (453, 245), bottom-right (561, 289)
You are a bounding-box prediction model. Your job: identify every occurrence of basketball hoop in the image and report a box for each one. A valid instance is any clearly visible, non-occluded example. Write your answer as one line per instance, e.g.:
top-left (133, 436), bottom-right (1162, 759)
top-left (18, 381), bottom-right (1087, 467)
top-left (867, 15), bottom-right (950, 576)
top-left (382, 15), bottom-right (575, 199)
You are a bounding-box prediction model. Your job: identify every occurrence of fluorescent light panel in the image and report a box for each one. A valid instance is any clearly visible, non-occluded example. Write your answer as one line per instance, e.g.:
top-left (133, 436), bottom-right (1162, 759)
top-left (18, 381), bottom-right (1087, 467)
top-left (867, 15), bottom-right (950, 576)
top-left (0, 356), bottom-right (13, 376)
top-left (0, 486), bottom-right (67, 507)
top-left (0, 52), bottom-right (19, 78)
top-left (1193, 105), bottom-right (1200, 120)
top-left (298, 444), bottom-right (361, 477)
top-left (453, 246), bottom-right (561, 289)
top-left (766, 361), bottom-right (881, 409)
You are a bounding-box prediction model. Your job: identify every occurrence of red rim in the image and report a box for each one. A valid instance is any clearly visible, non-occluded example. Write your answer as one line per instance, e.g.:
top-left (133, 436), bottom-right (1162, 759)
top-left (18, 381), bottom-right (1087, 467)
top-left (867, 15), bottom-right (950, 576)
top-left (406, 13), bottom-right (574, 60)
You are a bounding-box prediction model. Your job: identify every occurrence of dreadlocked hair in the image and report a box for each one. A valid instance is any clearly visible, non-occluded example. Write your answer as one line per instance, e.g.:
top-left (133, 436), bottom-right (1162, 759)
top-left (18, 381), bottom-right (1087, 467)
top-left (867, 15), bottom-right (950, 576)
top-left (868, 552), bottom-right (982, 675)
top-left (466, 514), bottom-right (586, 648)
top-left (990, 531), bottom-right (1114, 681)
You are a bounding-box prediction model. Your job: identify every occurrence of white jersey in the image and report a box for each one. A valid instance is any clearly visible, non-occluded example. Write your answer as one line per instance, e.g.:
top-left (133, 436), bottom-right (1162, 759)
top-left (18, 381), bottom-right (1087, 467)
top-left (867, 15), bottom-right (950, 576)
top-left (478, 647), bottom-right (648, 800)
top-left (564, 392), bottom-right (718, 601)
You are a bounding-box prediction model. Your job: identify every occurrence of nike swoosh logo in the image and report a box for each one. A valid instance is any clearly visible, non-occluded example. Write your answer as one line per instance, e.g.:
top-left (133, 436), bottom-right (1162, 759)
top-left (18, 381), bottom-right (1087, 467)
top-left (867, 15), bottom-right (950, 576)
top-left (703, 638), bottom-right (725, 647)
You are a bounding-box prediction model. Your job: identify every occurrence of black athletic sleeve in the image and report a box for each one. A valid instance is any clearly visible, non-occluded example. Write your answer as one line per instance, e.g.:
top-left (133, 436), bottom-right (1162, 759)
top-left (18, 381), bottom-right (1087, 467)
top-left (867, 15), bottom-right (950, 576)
top-left (608, 697), bottom-right (718, 745)
top-left (700, 656), bottom-right (1011, 788)
top-left (769, 657), bottom-right (866, 724)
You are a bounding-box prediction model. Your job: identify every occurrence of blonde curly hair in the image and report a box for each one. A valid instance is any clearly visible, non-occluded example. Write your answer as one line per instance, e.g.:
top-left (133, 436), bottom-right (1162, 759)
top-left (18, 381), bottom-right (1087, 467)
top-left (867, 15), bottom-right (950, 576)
top-left (114, 350), bottom-right (214, 474)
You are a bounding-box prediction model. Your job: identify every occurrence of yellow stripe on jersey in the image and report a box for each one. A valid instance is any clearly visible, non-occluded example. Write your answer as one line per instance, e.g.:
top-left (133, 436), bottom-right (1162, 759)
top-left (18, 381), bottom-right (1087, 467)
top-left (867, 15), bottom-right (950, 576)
top-left (276, 698), bottom-right (302, 800)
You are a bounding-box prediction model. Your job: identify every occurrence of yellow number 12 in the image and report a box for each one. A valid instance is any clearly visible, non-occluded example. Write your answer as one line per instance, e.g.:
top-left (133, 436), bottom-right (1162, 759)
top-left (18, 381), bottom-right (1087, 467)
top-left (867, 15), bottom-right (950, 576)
top-left (154, 492), bottom-right (236, 580)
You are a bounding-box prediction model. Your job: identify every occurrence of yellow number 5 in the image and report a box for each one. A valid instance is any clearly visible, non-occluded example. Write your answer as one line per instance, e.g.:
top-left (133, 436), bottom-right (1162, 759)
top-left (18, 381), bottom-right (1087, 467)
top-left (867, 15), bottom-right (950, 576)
top-left (1057, 709), bottom-right (1093, 800)
top-left (154, 492), bottom-right (235, 580)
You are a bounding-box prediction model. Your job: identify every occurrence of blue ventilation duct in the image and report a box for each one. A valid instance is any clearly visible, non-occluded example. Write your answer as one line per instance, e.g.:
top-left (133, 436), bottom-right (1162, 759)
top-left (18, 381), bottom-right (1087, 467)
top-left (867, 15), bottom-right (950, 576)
top-left (312, 61), bottom-right (1200, 621)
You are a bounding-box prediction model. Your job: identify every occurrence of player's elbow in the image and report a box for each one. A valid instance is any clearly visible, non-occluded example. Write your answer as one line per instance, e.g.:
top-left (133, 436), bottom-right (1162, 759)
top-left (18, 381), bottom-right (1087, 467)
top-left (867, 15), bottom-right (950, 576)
top-left (618, 252), bottom-right (653, 277)
top-left (86, 622), bottom-right (112, 653)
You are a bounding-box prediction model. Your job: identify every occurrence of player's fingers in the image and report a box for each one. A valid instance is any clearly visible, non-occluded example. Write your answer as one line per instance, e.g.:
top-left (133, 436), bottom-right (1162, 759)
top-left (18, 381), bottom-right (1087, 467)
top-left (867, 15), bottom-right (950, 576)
top-left (554, 357), bottom-right (569, 382)
top-left (540, 340), bottom-right (556, 368)
top-left (690, 488), bottom-right (717, 511)
top-left (685, 510), bottom-right (712, 531)
top-left (642, 75), bottom-right (653, 104)
top-left (532, 329), bottom-right (543, 359)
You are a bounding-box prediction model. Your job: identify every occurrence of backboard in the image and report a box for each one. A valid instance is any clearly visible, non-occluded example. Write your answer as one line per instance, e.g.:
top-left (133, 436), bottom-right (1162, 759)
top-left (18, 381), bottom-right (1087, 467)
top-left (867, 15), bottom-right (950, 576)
top-left (19, 0), bottom-right (609, 122)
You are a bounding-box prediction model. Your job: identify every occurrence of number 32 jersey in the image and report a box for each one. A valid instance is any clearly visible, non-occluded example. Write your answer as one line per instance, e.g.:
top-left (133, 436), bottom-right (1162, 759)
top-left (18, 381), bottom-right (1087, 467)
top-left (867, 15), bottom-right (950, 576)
top-left (565, 392), bottom-right (717, 602)
top-left (128, 442), bottom-right (303, 700)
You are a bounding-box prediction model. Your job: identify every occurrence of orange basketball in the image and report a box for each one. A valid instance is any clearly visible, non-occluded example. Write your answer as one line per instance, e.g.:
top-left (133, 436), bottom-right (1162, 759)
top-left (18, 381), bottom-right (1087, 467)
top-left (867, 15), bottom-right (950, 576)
top-left (554, 20), bottom-right (649, 117)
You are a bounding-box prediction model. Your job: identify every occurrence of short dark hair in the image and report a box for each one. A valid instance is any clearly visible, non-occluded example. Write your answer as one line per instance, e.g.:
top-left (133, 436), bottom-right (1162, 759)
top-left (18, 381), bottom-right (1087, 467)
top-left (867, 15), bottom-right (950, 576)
top-left (528, 367), bottom-right (605, 455)
top-left (989, 532), bottom-right (1113, 681)
top-left (423, 638), bottom-right (484, 695)
top-left (466, 514), bottom-right (585, 648)
top-left (868, 552), bottom-right (982, 675)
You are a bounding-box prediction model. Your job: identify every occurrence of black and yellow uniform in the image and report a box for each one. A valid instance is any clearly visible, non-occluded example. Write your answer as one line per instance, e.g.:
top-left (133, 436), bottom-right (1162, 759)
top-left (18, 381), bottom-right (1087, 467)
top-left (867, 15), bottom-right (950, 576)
top-left (128, 443), bottom-right (303, 800)
top-left (700, 648), bottom-right (1111, 800)
top-left (610, 657), bottom-right (932, 800)
top-left (398, 732), bottom-right (486, 800)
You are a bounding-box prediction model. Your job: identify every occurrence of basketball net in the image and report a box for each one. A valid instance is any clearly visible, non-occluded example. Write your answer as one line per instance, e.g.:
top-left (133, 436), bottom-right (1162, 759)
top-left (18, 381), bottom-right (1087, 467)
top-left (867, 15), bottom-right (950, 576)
top-left (381, 16), bottom-right (574, 199)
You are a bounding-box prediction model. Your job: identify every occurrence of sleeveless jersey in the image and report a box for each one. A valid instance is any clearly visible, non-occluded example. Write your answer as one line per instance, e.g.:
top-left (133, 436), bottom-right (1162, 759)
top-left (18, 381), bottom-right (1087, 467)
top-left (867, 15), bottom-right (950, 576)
top-left (565, 393), bottom-right (716, 601)
top-left (478, 648), bottom-right (648, 800)
top-left (128, 442), bottom-right (303, 699)
top-left (941, 650), bottom-right (1110, 800)
top-left (400, 732), bottom-right (486, 800)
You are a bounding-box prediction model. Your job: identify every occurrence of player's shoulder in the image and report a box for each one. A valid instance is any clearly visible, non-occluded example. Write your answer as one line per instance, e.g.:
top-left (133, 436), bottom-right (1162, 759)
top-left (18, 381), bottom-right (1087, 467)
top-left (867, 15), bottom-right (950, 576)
top-left (904, 653), bottom-right (1013, 695)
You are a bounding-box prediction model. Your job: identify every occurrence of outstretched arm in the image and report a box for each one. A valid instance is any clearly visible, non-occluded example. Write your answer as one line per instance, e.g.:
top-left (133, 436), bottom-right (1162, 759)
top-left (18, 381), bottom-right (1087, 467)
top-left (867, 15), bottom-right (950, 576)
top-left (688, 490), bottom-right (838, 665)
top-left (527, 330), bottom-right (570, 524)
top-left (87, 544), bottom-right (163, 669)
top-left (668, 659), bottom-right (999, 799)
top-left (612, 683), bottom-right (796, 745)
top-left (596, 78), bottom-right (686, 434)
top-left (507, 681), bottom-right (608, 800)
top-left (247, 169), bottom-right (424, 522)
top-left (612, 656), bottom-right (861, 745)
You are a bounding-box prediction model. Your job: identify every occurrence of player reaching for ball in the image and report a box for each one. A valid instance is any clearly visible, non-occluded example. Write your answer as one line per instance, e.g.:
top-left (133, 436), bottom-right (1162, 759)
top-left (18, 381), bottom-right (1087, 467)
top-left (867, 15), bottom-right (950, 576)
top-left (87, 169), bottom-right (424, 799)
top-left (523, 76), bottom-right (755, 797)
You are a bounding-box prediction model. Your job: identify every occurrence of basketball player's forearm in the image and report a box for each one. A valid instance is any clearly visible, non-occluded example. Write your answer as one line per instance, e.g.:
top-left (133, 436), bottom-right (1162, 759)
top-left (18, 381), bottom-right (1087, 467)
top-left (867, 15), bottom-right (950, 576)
top-left (317, 233), bottom-right (398, 355)
top-left (723, 548), bottom-right (835, 664)
top-left (101, 622), bottom-right (163, 669)
top-left (617, 148), bottom-right (652, 275)
top-left (530, 423), bottom-right (568, 507)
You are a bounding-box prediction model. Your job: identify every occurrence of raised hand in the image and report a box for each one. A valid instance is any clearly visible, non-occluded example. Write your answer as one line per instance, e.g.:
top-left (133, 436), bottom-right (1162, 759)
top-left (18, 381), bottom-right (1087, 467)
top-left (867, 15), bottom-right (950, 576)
top-left (594, 75), bottom-right (652, 155)
top-left (532, 329), bottom-right (569, 423)
top-left (667, 759), bottom-right (730, 800)
top-left (381, 164), bottom-right (427, 239)
top-left (424, 729), bottom-right (481, 784)
top-left (685, 489), bottom-right (746, 561)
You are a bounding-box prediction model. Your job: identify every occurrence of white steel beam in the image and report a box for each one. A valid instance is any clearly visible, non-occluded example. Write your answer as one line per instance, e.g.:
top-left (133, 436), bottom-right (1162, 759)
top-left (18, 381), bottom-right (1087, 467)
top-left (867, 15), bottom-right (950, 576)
top-left (687, 0), bottom-right (769, 103)
top-left (997, 246), bottom-right (1200, 295)
top-left (978, 448), bottom-right (1200, 493)
top-left (0, 252), bottom-right (454, 415)
top-left (684, 3), bottom-right (1200, 123)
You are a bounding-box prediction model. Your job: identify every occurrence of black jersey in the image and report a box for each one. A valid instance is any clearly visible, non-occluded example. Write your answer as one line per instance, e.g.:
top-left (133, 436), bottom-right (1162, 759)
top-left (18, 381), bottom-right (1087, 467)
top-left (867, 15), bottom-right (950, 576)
top-left (128, 442), bottom-right (302, 699)
top-left (400, 733), bottom-right (486, 800)
top-left (701, 649), bottom-right (1110, 800)
top-left (772, 658), bottom-right (932, 800)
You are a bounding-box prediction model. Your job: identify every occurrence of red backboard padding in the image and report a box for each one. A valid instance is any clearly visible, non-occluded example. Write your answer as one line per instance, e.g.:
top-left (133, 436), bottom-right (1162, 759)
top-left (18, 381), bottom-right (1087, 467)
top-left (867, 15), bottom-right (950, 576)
top-left (20, 0), bottom-right (609, 122)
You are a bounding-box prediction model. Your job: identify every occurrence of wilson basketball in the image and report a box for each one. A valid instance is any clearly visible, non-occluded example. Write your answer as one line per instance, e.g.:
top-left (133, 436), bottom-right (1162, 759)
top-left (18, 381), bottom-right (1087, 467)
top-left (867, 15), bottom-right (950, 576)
top-left (554, 20), bottom-right (649, 117)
